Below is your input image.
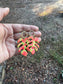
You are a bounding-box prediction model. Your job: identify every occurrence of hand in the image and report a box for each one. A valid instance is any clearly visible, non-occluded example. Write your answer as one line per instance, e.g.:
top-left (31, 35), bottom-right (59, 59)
top-left (0, 8), bottom-right (41, 63)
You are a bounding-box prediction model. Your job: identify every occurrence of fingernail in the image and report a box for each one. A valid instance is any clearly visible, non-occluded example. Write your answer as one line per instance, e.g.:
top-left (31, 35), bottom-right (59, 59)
top-left (5, 7), bottom-right (9, 11)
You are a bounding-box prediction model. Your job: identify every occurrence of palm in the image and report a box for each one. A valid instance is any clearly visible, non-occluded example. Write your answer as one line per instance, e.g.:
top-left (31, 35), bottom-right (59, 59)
top-left (0, 24), bottom-right (15, 63)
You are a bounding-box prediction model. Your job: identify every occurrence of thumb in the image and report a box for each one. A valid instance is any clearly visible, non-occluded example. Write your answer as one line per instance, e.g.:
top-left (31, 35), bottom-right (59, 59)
top-left (0, 7), bottom-right (10, 21)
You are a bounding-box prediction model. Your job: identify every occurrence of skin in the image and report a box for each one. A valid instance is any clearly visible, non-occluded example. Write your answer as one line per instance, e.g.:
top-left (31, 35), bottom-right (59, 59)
top-left (0, 7), bottom-right (41, 63)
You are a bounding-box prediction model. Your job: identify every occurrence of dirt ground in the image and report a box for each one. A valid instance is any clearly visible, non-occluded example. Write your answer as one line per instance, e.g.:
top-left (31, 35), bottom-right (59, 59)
top-left (0, 0), bottom-right (63, 84)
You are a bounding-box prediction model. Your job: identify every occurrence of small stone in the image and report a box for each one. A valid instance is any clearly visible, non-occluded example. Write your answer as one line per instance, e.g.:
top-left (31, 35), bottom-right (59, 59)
top-left (43, 79), bottom-right (46, 82)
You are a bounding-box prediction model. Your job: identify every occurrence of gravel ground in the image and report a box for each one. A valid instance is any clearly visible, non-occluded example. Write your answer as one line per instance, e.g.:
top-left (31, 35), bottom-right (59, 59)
top-left (3, 55), bottom-right (63, 84)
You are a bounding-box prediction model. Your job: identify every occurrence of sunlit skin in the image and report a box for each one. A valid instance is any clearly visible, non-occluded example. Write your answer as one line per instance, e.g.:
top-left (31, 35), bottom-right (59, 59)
top-left (0, 8), bottom-right (41, 63)
top-left (37, 0), bottom-right (63, 16)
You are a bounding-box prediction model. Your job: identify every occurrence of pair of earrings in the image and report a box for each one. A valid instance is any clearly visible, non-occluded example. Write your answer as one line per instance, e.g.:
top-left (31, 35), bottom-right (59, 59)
top-left (17, 31), bottom-right (40, 56)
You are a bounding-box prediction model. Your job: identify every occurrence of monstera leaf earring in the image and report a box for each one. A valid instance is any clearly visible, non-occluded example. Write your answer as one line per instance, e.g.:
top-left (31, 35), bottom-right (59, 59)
top-left (17, 30), bottom-right (40, 56)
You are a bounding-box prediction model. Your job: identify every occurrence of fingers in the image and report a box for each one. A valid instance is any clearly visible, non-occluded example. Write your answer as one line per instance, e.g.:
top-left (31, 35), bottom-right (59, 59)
top-left (14, 31), bottom-right (41, 40)
top-left (0, 7), bottom-right (10, 21)
top-left (12, 24), bottom-right (39, 33)
top-left (34, 31), bottom-right (42, 37)
top-left (2, 23), bottom-right (42, 42)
